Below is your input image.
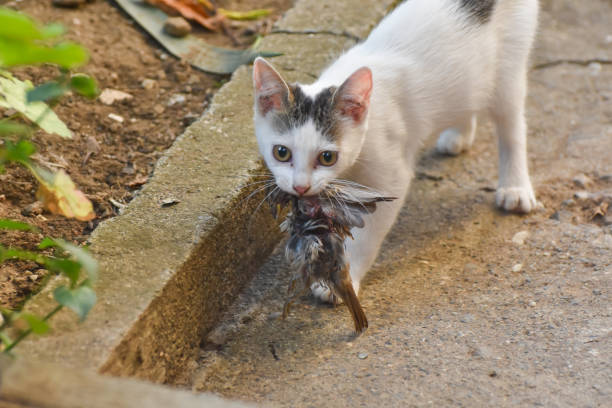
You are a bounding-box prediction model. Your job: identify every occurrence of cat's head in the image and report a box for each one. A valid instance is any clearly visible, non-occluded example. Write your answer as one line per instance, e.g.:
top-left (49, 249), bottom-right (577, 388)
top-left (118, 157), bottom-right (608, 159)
top-left (252, 57), bottom-right (373, 197)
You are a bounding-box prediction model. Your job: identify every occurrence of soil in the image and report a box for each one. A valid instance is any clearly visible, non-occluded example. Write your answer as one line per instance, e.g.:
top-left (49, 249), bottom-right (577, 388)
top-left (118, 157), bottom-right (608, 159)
top-left (0, 0), bottom-right (293, 309)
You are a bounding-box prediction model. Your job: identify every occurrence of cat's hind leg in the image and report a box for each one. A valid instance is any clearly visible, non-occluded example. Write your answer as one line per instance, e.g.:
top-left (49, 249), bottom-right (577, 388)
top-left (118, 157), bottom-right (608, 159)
top-left (436, 115), bottom-right (477, 156)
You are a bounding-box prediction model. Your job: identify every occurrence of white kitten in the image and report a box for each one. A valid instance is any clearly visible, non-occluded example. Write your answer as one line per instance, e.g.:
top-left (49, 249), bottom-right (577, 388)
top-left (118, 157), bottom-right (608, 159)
top-left (252, 0), bottom-right (539, 301)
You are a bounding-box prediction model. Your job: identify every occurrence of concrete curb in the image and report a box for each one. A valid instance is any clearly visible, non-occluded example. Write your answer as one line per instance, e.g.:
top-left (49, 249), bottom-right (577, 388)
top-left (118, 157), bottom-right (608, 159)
top-left (0, 356), bottom-right (251, 408)
top-left (16, 0), bottom-right (396, 385)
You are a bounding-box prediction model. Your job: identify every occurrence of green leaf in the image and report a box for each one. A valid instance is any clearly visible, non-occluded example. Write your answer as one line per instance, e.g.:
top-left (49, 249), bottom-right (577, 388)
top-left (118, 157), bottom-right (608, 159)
top-left (0, 247), bottom-right (44, 264)
top-left (0, 120), bottom-right (31, 136)
top-left (0, 219), bottom-right (37, 231)
top-left (0, 39), bottom-right (88, 69)
top-left (0, 72), bottom-right (71, 138)
top-left (40, 23), bottom-right (65, 39)
top-left (37, 237), bottom-right (98, 283)
top-left (38, 237), bottom-right (57, 250)
top-left (1, 139), bottom-right (36, 164)
top-left (20, 313), bottom-right (50, 334)
top-left (69, 74), bottom-right (98, 98)
top-left (46, 258), bottom-right (81, 286)
top-left (217, 8), bottom-right (272, 20)
top-left (0, 331), bottom-right (12, 347)
top-left (53, 285), bottom-right (96, 321)
top-left (0, 8), bottom-right (63, 41)
top-left (52, 239), bottom-right (98, 282)
top-left (26, 81), bottom-right (67, 103)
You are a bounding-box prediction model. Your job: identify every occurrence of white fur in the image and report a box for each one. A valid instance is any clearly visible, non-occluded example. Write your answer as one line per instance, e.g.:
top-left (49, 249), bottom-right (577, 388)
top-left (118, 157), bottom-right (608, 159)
top-left (254, 0), bottom-right (539, 300)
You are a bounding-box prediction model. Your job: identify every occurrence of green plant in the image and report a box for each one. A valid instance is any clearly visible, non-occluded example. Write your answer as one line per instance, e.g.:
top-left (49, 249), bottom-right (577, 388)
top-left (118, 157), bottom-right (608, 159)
top-left (0, 7), bottom-right (98, 221)
top-left (0, 219), bottom-right (98, 354)
top-left (0, 7), bottom-right (100, 353)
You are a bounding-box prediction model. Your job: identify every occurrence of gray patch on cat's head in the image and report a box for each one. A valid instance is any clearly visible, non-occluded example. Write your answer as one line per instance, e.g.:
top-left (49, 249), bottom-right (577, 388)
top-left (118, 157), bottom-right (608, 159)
top-left (272, 85), bottom-right (341, 141)
top-left (459, 0), bottom-right (496, 23)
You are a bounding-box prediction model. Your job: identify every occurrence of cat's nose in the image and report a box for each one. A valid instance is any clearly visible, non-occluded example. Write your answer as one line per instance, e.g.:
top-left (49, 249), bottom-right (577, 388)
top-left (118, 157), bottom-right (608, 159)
top-left (293, 184), bottom-right (311, 196)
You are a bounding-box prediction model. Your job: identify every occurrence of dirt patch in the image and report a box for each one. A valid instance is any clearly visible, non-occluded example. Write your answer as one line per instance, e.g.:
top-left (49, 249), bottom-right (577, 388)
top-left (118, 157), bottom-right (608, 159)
top-left (0, 0), bottom-right (293, 309)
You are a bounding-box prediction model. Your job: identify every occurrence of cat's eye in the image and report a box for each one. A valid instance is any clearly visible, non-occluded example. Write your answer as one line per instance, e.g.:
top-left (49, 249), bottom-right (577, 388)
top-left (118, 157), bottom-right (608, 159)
top-left (273, 145), bottom-right (292, 162)
top-left (318, 151), bottom-right (338, 166)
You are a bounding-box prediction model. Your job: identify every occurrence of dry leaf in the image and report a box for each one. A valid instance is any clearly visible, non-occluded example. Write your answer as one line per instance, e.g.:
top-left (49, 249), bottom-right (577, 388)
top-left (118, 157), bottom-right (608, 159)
top-left (147, 0), bottom-right (223, 31)
top-left (83, 135), bottom-right (101, 165)
top-left (127, 174), bottom-right (149, 188)
top-left (591, 202), bottom-right (608, 220)
top-left (35, 169), bottom-right (95, 221)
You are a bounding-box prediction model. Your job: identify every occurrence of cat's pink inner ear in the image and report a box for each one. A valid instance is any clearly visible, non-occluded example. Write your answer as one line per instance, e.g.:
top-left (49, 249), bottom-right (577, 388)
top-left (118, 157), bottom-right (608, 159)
top-left (336, 67), bottom-right (373, 123)
top-left (253, 58), bottom-right (289, 116)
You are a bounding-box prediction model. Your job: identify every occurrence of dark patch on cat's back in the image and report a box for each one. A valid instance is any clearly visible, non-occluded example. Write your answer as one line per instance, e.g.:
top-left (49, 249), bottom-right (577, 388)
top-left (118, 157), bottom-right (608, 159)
top-left (459, 0), bottom-right (496, 23)
top-left (272, 85), bottom-right (340, 140)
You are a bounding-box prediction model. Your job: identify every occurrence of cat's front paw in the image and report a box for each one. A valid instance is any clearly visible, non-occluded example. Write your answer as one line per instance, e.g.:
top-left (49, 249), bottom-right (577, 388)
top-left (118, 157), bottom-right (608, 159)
top-left (311, 281), bottom-right (360, 304)
top-left (496, 186), bottom-right (537, 213)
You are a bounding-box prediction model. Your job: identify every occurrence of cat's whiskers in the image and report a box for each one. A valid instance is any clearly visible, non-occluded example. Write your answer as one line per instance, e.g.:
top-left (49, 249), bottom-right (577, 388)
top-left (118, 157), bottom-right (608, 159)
top-left (247, 185), bottom-right (280, 232)
top-left (239, 181), bottom-right (276, 206)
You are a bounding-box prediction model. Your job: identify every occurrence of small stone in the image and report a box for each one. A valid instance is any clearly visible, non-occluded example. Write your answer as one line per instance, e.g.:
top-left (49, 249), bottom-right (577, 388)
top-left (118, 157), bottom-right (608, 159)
top-left (512, 263), bottom-right (523, 273)
top-left (562, 199), bottom-right (575, 207)
top-left (592, 234), bottom-right (612, 249)
top-left (52, 0), bottom-right (85, 8)
top-left (528, 301), bottom-right (536, 307)
top-left (268, 311), bottom-right (282, 320)
top-left (588, 62), bottom-right (602, 76)
top-left (357, 352), bottom-right (368, 360)
top-left (161, 197), bottom-right (180, 207)
top-left (574, 191), bottom-right (590, 201)
top-left (460, 314), bottom-right (475, 323)
top-left (121, 163), bottom-right (135, 175)
top-left (573, 174), bottom-right (592, 188)
top-left (167, 93), bottom-right (187, 106)
top-left (141, 78), bottom-right (157, 90)
top-left (164, 16), bottom-right (192, 37)
top-left (605, 34), bottom-right (612, 44)
top-left (21, 201), bottom-right (43, 216)
top-left (99, 88), bottom-right (133, 105)
top-left (153, 104), bottom-right (165, 115)
top-left (183, 112), bottom-right (199, 126)
top-left (512, 230), bottom-right (529, 245)
top-left (107, 113), bottom-right (124, 123)
top-left (592, 289), bottom-right (602, 296)
top-left (187, 74), bottom-right (201, 84)
top-left (464, 263), bottom-right (478, 274)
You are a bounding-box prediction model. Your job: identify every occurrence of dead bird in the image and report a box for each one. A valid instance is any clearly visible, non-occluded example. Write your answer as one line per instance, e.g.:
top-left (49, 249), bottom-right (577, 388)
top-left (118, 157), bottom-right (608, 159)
top-left (268, 185), bottom-right (395, 333)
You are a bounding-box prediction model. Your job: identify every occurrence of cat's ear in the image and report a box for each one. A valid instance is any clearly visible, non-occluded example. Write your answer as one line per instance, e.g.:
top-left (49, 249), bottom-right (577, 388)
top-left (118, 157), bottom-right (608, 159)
top-left (334, 67), bottom-right (373, 124)
top-left (253, 57), bottom-right (291, 116)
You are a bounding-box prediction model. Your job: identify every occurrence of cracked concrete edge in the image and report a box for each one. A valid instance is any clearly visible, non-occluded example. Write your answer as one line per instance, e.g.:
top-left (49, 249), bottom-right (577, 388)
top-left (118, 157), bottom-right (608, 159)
top-left (14, 0), bottom-right (397, 386)
top-left (0, 356), bottom-right (252, 408)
